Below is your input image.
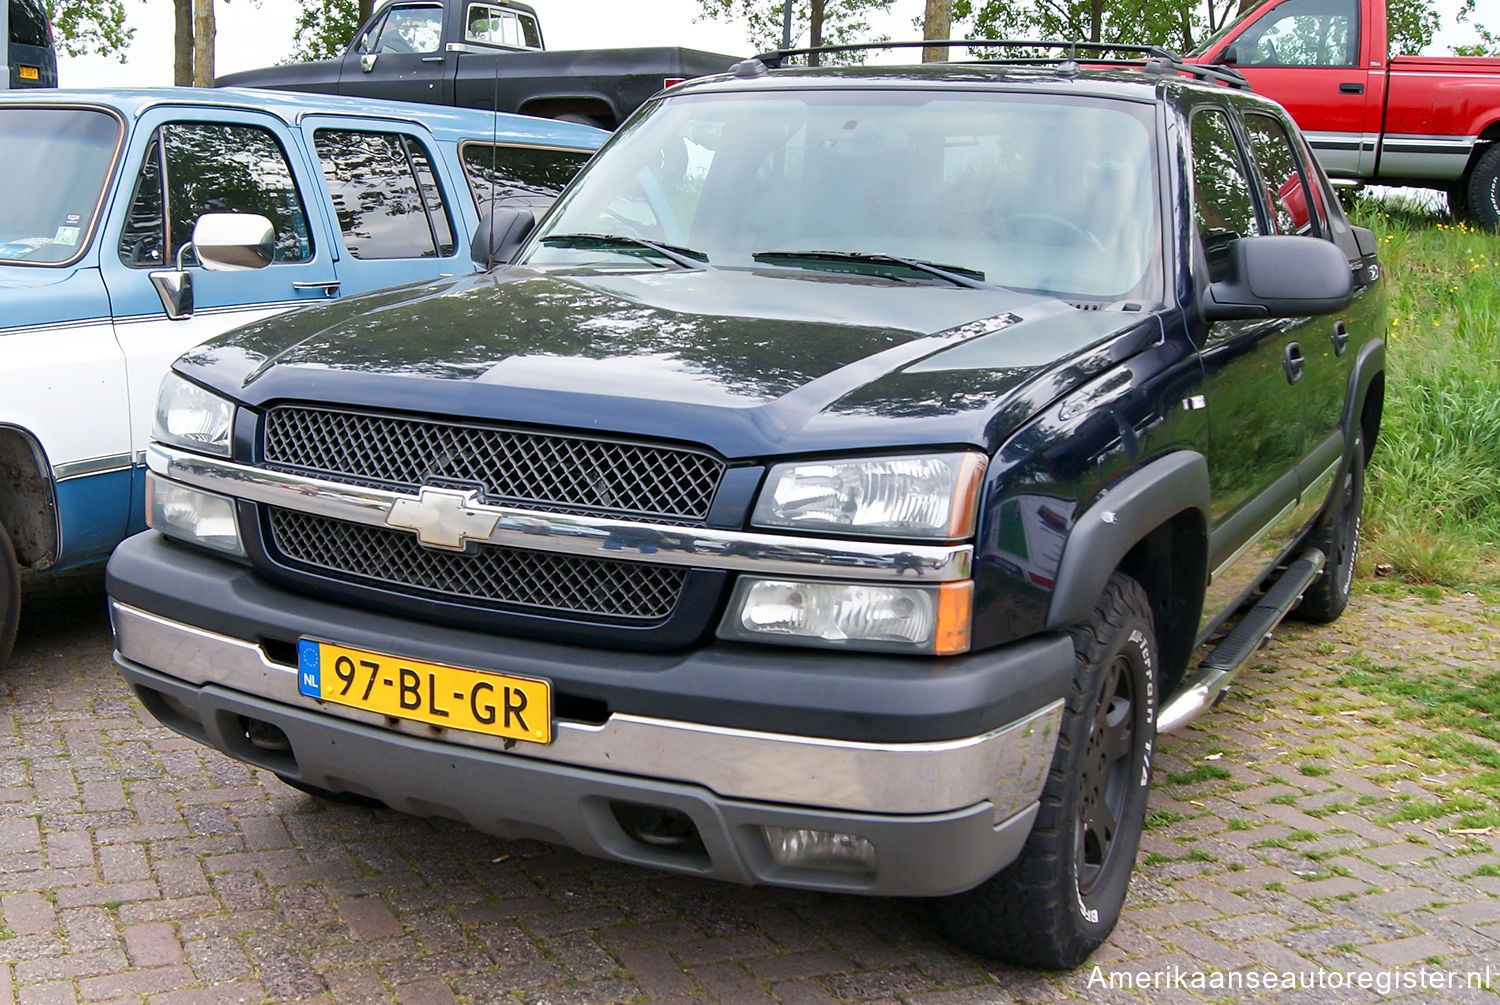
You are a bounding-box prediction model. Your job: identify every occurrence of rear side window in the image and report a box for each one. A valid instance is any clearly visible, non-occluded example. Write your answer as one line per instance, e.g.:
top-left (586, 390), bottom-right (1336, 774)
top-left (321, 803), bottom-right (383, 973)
top-left (464, 3), bottom-right (541, 49)
top-left (1243, 112), bottom-right (1323, 237)
top-left (118, 122), bottom-right (314, 268)
top-left (462, 143), bottom-right (591, 211)
top-left (314, 129), bottom-right (456, 260)
top-left (8, 0), bottom-right (49, 47)
top-left (1190, 108), bottom-right (1261, 283)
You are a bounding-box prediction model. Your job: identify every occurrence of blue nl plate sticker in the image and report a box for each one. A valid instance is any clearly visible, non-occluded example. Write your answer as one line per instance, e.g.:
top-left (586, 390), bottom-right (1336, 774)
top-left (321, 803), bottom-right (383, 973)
top-left (298, 640), bottom-right (321, 697)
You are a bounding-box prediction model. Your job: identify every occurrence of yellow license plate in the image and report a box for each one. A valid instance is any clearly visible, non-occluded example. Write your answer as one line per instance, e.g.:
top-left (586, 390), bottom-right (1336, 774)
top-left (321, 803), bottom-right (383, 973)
top-left (18, 66), bottom-right (39, 81)
top-left (297, 640), bottom-right (551, 744)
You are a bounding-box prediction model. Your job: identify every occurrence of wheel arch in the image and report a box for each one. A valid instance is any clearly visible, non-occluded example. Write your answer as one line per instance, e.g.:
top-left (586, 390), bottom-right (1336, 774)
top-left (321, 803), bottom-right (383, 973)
top-left (515, 95), bottom-right (618, 129)
top-left (1044, 451), bottom-right (1211, 696)
top-left (0, 424), bottom-right (61, 571)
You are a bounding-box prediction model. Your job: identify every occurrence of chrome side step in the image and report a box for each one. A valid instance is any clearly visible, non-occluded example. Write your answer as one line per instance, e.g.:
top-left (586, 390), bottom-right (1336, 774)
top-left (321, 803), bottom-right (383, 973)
top-left (1158, 548), bottom-right (1326, 734)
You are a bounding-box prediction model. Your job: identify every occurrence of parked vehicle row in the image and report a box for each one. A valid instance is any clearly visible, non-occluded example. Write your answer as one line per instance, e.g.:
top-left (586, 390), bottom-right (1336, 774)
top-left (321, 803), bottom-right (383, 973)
top-left (0, 86), bottom-right (605, 665)
top-left (105, 45), bottom-right (1384, 968)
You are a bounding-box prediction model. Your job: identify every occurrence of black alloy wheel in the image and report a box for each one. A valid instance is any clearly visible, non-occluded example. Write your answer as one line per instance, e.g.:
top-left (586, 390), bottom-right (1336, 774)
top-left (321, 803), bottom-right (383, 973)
top-left (1076, 652), bottom-right (1139, 900)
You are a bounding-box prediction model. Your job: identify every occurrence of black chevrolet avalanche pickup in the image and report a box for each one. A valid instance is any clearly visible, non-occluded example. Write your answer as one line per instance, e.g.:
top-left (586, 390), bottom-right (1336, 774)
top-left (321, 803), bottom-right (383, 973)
top-left (107, 47), bottom-right (1385, 967)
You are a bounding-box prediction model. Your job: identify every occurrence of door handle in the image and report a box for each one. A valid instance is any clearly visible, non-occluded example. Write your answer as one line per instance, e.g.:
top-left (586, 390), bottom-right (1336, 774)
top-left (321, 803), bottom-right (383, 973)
top-left (1339, 82), bottom-right (1364, 94)
top-left (1283, 342), bottom-right (1305, 384)
top-left (292, 280), bottom-right (341, 297)
top-left (1331, 321), bottom-right (1351, 356)
top-left (422, 55), bottom-right (445, 63)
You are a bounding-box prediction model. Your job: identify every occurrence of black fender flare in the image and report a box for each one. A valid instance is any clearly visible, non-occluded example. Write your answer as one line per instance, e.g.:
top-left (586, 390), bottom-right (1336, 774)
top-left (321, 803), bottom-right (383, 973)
top-left (1343, 335), bottom-right (1385, 451)
top-left (515, 93), bottom-right (620, 126)
top-left (1045, 451), bottom-right (1210, 631)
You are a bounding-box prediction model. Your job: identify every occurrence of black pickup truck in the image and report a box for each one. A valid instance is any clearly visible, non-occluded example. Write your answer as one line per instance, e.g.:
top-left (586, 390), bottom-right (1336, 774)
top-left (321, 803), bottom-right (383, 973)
top-left (216, 0), bottom-right (737, 129)
top-left (112, 44), bottom-right (1385, 967)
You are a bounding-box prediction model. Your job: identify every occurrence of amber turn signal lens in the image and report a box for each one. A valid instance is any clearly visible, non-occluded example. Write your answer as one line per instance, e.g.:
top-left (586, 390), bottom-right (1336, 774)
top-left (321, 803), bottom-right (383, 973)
top-left (934, 580), bottom-right (974, 655)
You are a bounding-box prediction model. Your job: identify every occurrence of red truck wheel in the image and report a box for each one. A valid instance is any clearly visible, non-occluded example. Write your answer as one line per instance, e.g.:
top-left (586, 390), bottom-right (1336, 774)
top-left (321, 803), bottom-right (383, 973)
top-left (1467, 146), bottom-right (1500, 230)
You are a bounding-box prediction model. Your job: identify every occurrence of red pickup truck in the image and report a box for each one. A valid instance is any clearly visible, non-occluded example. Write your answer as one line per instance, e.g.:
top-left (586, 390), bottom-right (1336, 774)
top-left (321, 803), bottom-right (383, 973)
top-left (1185, 0), bottom-right (1500, 226)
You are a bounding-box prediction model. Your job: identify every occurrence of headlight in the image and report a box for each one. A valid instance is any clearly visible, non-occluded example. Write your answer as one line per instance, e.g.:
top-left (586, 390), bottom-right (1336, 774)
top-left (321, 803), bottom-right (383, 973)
top-left (146, 472), bottom-right (245, 556)
top-left (718, 578), bottom-right (972, 654)
top-left (752, 453), bottom-right (986, 539)
top-left (152, 372), bottom-right (234, 456)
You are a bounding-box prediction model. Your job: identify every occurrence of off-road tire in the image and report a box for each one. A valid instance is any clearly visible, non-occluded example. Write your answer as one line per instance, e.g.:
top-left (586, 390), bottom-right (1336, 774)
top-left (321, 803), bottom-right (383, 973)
top-left (1467, 145), bottom-right (1500, 231)
top-left (939, 573), bottom-right (1157, 969)
top-left (0, 521), bottom-right (19, 670)
top-left (1295, 433), bottom-right (1365, 623)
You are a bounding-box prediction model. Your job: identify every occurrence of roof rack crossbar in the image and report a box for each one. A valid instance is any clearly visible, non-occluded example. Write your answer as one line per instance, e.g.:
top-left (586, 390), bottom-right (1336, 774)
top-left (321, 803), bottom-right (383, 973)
top-left (746, 38), bottom-right (1251, 90)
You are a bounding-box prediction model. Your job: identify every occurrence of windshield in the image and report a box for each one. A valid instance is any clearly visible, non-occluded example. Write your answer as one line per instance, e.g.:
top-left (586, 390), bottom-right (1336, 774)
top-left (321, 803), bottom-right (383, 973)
top-left (0, 108), bottom-right (121, 266)
top-left (1187, 7), bottom-right (1264, 57)
top-left (522, 89), bottom-right (1162, 301)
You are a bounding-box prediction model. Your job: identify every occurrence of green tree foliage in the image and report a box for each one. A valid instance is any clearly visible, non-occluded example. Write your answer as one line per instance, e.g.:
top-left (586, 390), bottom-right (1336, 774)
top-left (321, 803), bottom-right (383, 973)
top-left (46, 0), bottom-right (134, 60)
top-left (695, 0), bottom-right (895, 60)
top-left (1453, 0), bottom-right (1498, 56)
top-left (289, 0), bottom-right (375, 61)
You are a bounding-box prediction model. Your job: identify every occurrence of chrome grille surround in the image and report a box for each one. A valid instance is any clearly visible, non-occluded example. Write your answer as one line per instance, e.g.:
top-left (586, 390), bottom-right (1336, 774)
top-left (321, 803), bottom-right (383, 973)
top-left (263, 406), bottom-right (725, 524)
top-left (267, 508), bottom-right (685, 620)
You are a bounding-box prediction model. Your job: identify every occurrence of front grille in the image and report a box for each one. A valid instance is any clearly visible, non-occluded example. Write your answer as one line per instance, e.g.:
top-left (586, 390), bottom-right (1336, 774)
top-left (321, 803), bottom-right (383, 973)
top-left (263, 406), bottom-right (724, 524)
top-left (267, 508), bottom-right (685, 620)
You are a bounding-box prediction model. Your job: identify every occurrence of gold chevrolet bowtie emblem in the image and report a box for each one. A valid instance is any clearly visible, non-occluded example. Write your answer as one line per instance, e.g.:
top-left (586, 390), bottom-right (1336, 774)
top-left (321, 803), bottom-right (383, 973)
top-left (385, 487), bottom-right (500, 551)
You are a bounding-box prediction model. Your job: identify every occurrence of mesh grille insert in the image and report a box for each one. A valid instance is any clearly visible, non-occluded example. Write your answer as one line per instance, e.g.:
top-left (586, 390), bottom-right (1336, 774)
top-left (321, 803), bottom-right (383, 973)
top-left (267, 508), bottom-right (684, 620)
top-left (263, 406), bottom-right (724, 523)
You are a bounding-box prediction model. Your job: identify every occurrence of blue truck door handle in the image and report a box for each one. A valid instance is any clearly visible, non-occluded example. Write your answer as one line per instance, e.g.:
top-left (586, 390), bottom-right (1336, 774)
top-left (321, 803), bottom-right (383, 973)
top-left (292, 280), bottom-right (341, 298)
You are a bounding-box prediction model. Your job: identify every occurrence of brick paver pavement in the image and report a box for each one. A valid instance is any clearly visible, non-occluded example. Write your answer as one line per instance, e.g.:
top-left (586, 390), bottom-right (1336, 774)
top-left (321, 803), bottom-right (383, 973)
top-left (3, 571), bottom-right (1499, 1003)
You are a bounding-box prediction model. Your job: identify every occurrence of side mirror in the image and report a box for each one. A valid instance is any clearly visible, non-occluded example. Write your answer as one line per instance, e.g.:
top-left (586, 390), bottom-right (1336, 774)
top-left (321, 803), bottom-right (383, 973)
top-left (361, 52), bottom-right (378, 72)
top-left (1219, 44), bottom-right (1240, 65)
top-left (470, 206), bottom-right (535, 270)
top-left (1202, 235), bottom-right (1353, 322)
top-left (192, 213), bottom-right (276, 272)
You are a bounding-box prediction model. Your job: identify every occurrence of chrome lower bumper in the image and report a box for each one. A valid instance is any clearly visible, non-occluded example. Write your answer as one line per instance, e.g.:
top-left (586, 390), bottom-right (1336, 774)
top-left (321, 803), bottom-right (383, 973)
top-left (111, 601), bottom-right (1062, 819)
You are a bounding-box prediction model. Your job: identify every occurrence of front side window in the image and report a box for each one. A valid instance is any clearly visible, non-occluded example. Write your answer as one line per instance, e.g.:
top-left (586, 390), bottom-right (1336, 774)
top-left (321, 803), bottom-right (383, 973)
top-left (366, 4), bottom-right (443, 54)
top-left (1243, 112), bottom-right (1322, 237)
top-left (1190, 108), bottom-right (1261, 284)
top-left (1235, 0), bottom-right (1357, 67)
top-left (314, 129), bottom-right (456, 260)
top-left (0, 107), bottom-right (119, 266)
top-left (523, 91), bottom-right (1162, 302)
top-left (119, 122), bottom-right (313, 268)
top-left (462, 143), bottom-right (591, 210)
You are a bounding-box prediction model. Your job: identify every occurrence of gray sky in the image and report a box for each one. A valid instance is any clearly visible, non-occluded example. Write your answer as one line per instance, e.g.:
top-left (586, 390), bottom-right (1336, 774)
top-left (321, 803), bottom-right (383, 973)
top-left (57, 0), bottom-right (1480, 89)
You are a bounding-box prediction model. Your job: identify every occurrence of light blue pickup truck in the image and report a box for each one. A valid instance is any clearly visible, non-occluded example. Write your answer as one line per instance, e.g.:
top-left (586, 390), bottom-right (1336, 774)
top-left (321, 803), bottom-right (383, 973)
top-left (0, 87), bottom-right (603, 664)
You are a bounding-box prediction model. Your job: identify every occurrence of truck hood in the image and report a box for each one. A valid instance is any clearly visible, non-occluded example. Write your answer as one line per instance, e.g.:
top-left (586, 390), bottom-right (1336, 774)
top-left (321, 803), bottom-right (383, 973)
top-left (177, 267), bottom-right (1161, 459)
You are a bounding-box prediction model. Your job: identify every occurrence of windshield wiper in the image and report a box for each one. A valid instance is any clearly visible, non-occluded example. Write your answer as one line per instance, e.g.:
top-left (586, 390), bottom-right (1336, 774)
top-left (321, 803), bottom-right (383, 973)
top-left (541, 233), bottom-right (713, 271)
top-left (752, 250), bottom-right (997, 290)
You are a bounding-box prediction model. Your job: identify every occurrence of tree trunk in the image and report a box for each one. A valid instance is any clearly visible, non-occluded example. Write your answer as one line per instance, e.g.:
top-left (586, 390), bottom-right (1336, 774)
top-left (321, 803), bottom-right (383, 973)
top-left (359, 0), bottom-right (374, 23)
top-left (808, 0), bottom-right (824, 66)
top-left (923, 0), bottom-right (952, 62)
top-left (193, 0), bottom-right (215, 87)
top-left (1090, 0), bottom-right (1104, 42)
top-left (174, 0), bottom-right (193, 86)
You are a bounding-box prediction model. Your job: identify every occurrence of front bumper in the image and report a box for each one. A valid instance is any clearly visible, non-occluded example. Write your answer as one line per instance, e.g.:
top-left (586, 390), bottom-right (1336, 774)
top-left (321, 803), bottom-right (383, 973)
top-left (108, 532), bottom-right (1072, 896)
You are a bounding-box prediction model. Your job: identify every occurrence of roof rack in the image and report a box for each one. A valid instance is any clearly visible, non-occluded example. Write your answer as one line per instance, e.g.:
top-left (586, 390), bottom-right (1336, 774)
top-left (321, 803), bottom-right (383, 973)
top-left (739, 38), bottom-right (1251, 91)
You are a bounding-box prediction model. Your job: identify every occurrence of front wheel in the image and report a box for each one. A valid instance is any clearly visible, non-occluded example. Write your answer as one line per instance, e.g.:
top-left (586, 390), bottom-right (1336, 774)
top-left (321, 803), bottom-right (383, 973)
top-left (1467, 145), bottom-right (1500, 230)
top-left (0, 521), bottom-right (19, 670)
top-left (939, 573), bottom-right (1157, 968)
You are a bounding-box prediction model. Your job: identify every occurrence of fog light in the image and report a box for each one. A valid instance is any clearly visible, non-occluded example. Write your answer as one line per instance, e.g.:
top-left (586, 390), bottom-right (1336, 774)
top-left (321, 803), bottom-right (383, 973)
top-left (719, 578), bottom-right (971, 654)
top-left (147, 472), bottom-right (244, 556)
top-left (762, 826), bottom-right (876, 874)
